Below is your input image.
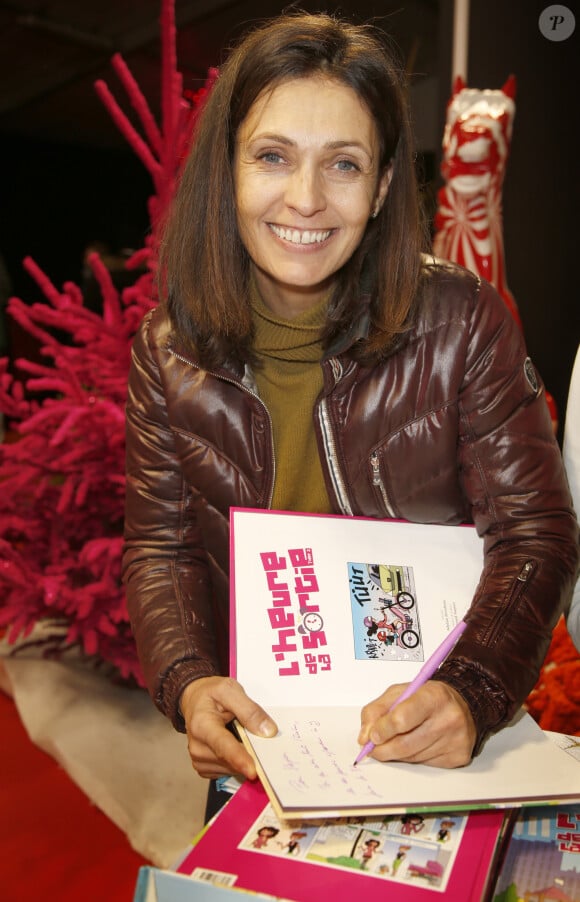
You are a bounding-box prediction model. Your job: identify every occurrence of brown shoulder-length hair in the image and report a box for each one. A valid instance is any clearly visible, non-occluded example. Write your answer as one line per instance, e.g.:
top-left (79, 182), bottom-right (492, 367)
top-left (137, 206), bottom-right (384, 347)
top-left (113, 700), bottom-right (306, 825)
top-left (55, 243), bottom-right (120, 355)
top-left (160, 12), bottom-right (427, 367)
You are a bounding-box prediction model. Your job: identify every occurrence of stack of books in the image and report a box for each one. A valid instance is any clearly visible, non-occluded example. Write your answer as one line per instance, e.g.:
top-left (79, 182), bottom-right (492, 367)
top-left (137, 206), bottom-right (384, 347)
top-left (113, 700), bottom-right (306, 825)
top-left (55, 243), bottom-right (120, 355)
top-left (133, 510), bottom-right (580, 902)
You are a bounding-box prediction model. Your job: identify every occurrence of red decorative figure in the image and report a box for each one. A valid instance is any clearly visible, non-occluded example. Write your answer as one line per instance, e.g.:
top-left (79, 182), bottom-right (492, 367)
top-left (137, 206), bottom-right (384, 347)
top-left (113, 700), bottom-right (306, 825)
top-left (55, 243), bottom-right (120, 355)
top-left (433, 76), bottom-right (557, 428)
top-left (433, 75), bottom-right (520, 325)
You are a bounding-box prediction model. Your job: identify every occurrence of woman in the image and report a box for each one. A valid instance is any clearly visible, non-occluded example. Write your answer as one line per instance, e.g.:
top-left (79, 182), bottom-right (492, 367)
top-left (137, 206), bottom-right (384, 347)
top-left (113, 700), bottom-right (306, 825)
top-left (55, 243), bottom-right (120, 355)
top-left (123, 13), bottom-right (578, 791)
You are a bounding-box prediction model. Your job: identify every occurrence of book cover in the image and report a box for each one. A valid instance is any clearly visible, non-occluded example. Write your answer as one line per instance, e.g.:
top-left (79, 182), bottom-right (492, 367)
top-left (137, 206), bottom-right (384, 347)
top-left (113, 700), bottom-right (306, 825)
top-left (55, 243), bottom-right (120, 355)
top-left (230, 509), bottom-right (482, 698)
top-left (492, 804), bottom-right (580, 902)
top-left (229, 509), bottom-right (580, 819)
top-left (176, 779), bottom-right (510, 902)
top-left (133, 865), bottom-right (278, 901)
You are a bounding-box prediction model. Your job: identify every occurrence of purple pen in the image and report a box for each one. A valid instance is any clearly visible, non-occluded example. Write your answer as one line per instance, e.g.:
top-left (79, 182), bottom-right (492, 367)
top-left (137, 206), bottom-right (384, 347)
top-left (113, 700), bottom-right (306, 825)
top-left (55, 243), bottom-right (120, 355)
top-left (353, 618), bottom-right (468, 766)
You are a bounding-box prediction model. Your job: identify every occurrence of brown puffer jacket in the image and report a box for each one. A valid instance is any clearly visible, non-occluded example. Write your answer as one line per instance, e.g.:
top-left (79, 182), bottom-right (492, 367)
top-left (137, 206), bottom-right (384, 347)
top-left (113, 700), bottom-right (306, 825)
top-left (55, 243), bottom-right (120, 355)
top-left (123, 261), bottom-right (578, 751)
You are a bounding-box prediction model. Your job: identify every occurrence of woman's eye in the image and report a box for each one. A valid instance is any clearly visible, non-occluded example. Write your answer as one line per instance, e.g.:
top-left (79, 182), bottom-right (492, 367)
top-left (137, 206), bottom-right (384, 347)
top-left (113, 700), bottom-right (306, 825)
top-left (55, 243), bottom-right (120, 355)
top-left (259, 151), bottom-right (284, 164)
top-left (335, 158), bottom-right (360, 172)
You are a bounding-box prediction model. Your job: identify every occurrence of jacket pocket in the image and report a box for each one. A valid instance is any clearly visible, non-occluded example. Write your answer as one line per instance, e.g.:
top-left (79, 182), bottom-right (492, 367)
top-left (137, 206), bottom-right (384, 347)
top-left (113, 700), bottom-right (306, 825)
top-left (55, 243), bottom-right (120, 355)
top-left (486, 560), bottom-right (536, 646)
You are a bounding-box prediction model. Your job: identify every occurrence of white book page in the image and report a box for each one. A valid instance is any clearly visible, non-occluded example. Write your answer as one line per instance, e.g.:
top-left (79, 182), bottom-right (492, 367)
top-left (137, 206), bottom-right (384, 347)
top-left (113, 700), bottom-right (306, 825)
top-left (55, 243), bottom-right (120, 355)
top-left (240, 710), bottom-right (580, 819)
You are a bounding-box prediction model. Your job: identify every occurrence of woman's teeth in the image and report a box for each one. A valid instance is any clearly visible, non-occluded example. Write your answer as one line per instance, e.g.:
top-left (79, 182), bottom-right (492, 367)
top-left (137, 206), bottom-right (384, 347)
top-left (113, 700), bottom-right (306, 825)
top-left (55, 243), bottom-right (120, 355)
top-left (270, 225), bottom-right (332, 245)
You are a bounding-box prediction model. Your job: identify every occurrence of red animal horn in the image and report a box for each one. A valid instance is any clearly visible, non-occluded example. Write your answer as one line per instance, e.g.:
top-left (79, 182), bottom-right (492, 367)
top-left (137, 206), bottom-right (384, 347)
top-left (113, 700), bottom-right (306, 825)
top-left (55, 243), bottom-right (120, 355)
top-left (502, 74), bottom-right (517, 99)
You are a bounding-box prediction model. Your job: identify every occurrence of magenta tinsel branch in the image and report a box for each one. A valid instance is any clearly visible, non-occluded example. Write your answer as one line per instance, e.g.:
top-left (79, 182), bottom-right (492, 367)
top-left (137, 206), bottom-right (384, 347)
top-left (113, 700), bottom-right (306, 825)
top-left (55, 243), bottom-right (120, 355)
top-left (22, 256), bottom-right (62, 305)
top-left (160, 0), bottom-right (178, 168)
top-left (93, 79), bottom-right (162, 185)
top-left (0, 0), bottom-right (216, 685)
top-left (126, 247), bottom-right (151, 270)
top-left (1, 255), bottom-right (148, 678)
top-left (175, 68), bottom-right (219, 167)
top-left (7, 298), bottom-right (62, 350)
top-left (85, 252), bottom-right (123, 328)
top-left (111, 52), bottom-right (164, 157)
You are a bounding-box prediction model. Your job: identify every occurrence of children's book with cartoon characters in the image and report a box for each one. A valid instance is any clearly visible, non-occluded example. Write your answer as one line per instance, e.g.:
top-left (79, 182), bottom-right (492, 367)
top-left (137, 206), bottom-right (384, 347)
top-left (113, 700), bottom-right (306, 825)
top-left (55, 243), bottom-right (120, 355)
top-left (229, 508), bottom-right (580, 819)
top-left (491, 803), bottom-right (580, 902)
top-left (176, 778), bottom-right (512, 901)
top-left (491, 734), bottom-right (580, 902)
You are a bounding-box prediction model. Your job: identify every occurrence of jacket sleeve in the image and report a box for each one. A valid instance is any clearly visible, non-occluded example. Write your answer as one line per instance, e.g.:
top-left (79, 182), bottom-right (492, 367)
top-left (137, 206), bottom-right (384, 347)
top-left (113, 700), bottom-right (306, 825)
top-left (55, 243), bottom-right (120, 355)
top-left (433, 279), bottom-right (579, 750)
top-left (122, 310), bottom-right (220, 731)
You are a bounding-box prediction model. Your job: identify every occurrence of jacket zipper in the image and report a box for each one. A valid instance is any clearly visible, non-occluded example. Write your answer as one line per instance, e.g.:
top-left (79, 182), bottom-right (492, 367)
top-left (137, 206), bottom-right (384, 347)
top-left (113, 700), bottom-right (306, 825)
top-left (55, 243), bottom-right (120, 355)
top-left (168, 348), bottom-right (276, 507)
top-left (317, 395), bottom-right (353, 516)
top-left (370, 450), bottom-right (397, 518)
top-left (486, 560), bottom-right (535, 646)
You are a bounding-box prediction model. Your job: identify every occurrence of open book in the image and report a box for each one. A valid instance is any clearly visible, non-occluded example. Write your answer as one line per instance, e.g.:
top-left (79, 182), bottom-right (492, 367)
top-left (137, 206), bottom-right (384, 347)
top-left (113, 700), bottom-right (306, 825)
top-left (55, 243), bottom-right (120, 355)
top-left (229, 508), bottom-right (580, 819)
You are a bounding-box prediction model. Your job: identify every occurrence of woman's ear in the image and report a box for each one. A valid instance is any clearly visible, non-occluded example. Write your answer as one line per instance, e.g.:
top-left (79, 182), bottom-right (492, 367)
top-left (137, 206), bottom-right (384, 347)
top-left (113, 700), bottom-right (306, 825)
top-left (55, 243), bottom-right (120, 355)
top-left (372, 164), bottom-right (393, 218)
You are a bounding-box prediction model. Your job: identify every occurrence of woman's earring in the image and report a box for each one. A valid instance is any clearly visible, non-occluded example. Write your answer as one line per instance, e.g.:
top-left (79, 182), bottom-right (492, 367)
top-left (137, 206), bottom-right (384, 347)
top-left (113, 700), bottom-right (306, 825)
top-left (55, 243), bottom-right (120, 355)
top-left (371, 205), bottom-right (379, 219)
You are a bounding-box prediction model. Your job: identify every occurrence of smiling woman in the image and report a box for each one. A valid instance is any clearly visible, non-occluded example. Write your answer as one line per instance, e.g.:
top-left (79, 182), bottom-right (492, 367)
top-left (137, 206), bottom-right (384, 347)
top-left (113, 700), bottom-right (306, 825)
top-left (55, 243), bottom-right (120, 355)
top-left (234, 77), bottom-right (391, 319)
top-left (122, 11), bottom-right (578, 819)
top-left (159, 12), bottom-right (422, 365)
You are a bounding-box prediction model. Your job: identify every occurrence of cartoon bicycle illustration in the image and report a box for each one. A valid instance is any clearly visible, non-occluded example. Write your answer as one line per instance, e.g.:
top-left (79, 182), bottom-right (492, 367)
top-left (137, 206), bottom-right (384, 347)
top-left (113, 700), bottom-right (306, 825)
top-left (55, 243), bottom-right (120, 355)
top-left (349, 559), bottom-right (423, 661)
top-left (367, 564), bottom-right (415, 609)
top-left (364, 609), bottom-right (419, 650)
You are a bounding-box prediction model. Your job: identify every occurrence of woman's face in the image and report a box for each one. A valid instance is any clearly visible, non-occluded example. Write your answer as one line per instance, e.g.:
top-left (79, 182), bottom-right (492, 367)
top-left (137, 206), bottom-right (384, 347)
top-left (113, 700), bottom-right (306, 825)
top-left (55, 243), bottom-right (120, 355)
top-left (234, 76), bottom-right (391, 319)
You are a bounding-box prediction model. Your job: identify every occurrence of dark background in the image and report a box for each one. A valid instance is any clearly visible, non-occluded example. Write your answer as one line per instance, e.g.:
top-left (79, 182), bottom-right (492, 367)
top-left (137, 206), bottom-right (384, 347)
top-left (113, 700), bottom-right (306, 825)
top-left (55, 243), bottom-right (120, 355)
top-left (0, 0), bottom-right (577, 439)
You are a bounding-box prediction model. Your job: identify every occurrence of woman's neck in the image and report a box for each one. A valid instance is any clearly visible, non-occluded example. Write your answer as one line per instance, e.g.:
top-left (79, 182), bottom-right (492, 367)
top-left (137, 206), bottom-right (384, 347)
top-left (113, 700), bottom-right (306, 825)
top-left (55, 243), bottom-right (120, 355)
top-left (251, 265), bottom-right (334, 320)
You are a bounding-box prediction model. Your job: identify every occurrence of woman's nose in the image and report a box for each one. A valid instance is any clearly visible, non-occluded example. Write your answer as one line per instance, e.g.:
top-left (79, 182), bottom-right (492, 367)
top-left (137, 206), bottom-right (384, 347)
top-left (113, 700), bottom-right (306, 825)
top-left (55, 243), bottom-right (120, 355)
top-left (284, 164), bottom-right (327, 216)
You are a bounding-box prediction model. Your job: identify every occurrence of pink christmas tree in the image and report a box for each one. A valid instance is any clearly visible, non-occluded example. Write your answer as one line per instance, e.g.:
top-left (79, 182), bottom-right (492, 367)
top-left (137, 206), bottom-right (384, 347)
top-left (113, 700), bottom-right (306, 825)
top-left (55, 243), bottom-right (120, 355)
top-left (0, 0), bottom-right (216, 683)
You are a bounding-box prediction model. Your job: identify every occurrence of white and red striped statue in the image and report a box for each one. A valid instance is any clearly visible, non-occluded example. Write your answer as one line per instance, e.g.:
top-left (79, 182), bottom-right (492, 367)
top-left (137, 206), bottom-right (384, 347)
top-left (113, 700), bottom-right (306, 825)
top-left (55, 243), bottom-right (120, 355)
top-left (433, 74), bottom-right (520, 325)
top-left (433, 75), bottom-right (557, 427)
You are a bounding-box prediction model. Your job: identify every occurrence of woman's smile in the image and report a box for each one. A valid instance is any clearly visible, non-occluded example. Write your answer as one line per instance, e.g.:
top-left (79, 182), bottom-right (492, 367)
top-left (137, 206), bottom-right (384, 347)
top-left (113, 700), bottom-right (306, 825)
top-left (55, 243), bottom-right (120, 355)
top-left (268, 224), bottom-right (334, 246)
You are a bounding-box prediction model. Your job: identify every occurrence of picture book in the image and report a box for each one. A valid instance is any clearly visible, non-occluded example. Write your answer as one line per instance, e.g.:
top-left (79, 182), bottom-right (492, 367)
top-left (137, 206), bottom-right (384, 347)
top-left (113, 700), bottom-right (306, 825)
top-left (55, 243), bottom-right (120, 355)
top-left (229, 508), bottom-right (580, 819)
top-left (177, 778), bottom-right (511, 902)
top-left (492, 803), bottom-right (580, 902)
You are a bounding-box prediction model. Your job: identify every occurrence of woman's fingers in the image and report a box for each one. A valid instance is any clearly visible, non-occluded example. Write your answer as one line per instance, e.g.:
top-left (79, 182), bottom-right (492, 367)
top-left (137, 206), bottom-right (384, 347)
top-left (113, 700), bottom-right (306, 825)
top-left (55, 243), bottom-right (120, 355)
top-left (180, 676), bottom-right (277, 779)
top-left (358, 680), bottom-right (476, 768)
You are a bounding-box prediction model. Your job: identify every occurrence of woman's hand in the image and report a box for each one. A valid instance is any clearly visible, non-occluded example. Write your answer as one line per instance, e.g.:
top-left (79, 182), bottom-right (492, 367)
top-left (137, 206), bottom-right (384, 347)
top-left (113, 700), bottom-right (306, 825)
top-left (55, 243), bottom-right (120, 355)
top-left (180, 676), bottom-right (278, 780)
top-left (358, 680), bottom-right (476, 768)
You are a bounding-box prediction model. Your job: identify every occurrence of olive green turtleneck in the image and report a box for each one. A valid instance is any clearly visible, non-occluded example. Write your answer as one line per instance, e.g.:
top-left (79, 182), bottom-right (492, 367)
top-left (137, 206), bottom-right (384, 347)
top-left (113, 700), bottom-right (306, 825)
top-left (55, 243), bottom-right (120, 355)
top-left (251, 288), bottom-right (332, 514)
